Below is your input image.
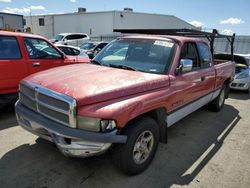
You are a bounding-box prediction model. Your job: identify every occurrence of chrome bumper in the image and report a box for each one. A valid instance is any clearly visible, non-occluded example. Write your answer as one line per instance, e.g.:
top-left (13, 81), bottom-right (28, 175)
top-left (15, 102), bottom-right (127, 158)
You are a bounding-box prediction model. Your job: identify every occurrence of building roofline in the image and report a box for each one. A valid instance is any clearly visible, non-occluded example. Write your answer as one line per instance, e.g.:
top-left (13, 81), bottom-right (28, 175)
top-left (170, 15), bottom-right (199, 30)
top-left (0, 12), bottom-right (23, 17)
top-left (24, 10), bottom-right (175, 17)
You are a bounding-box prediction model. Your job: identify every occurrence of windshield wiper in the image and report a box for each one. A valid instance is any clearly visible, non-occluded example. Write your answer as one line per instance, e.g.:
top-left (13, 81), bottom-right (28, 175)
top-left (109, 64), bottom-right (137, 71)
top-left (91, 59), bottom-right (102, 65)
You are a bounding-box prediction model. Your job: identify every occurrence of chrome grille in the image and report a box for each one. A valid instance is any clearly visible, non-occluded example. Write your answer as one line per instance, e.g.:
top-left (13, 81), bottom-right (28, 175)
top-left (19, 81), bottom-right (76, 128)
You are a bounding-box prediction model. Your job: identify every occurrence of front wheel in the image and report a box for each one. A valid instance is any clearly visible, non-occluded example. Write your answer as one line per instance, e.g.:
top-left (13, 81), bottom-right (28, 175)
top-left (0, 94), bottom-right (18, 110)
top-left (114, 116), bottom-right (159, 175)
top-left (207, 85), bottom-right (226, 112)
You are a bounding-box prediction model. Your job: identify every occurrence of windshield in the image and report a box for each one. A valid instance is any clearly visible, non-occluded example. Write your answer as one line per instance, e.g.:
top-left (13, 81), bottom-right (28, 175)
top-left (235, 64), bottom-right (248, 74)
top-left (94, 38), bottom-right (175, 74)
top-left (54, 34), bottom-right (64, 41)
top-left (80, 42), bottom-right (96, 50)
top-left (246, 58), bottom-right (250, 66)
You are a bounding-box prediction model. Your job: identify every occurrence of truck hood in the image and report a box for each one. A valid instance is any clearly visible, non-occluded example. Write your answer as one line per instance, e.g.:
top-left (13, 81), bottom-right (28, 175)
top-left (25, 64), bottom-right (170, 106)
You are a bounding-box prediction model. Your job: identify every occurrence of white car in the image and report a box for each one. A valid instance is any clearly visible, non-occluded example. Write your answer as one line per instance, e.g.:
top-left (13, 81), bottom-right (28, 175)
top-left (229, 54), bottom-right (250, 93)
top-left (51, 33), bottom-right (90, 47)
top-left (214, 53), bottom-right (250, 93)
top-left (55, 44), bottom-right (89, 58)
top-left (230, 64), bottom-right (250, 93)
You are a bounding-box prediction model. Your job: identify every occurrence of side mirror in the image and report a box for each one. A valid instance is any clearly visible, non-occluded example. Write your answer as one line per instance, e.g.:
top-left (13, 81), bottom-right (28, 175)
top-left (176, 59), bottom-right (193, 74)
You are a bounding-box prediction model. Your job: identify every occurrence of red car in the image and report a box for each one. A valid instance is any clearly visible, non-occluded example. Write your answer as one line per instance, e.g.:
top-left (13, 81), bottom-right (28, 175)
top-left (0, 31), bottom-right (89, 108)
top-left (16, 34), bottom-right (234, 175)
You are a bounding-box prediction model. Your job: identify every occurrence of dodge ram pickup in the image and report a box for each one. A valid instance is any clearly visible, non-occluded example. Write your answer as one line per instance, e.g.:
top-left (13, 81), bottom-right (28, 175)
top-left (15, 34), bottom-right (235, 175)
top-left (0, 31), bottom-right (90, 108)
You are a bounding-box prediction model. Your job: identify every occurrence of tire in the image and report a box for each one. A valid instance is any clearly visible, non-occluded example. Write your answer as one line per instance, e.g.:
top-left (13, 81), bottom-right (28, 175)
top-left (245, 86), bottom-right (250, 94)
top-left (0, 97), bottom-right (8, 110)
top-left (207, 85), bottom-right (226, 112)
top-left (0, 94), bottom-right (18, 110)
top-left (114, 116), bottom-right (160, 175)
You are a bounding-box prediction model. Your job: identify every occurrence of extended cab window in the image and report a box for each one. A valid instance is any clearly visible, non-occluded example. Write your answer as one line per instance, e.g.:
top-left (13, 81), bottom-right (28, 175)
top-left (180, 42), bottom-right (200, 69)
top-left (24, 38), bottom-right (62, 59)
top-left (197, 42), bottom-right (212, 68)
top-left (0, 36), bottom-right (21, 59)
top-left (94, 38), bottom-right (175, 74)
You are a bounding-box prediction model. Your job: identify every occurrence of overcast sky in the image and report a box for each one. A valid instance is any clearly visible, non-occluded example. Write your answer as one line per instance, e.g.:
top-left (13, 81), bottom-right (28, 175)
top-left (0, 0), bottom-right (249, 35)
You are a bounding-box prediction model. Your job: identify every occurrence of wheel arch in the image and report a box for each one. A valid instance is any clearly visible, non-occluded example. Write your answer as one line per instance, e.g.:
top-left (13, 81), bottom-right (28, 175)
top-left (121, 107), bottom-right (168, 144)
top-left (224, 78), bottom-right (231, 98)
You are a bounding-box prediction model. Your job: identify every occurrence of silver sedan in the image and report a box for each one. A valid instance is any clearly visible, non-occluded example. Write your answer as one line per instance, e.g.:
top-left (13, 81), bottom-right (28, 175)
top-left (230, 64), bottom-right (250, 93)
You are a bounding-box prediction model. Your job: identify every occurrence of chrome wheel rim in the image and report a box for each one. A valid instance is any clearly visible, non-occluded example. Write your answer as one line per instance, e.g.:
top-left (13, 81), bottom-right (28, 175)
top-left (219, 89), bottom-right (225, 107)
top-left (133, 130), bottom-right (154, 165)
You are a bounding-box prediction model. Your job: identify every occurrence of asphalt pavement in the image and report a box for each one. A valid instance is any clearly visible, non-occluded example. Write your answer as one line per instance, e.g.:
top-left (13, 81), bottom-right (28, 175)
top-left (0, 91), bottom-right (250, 188)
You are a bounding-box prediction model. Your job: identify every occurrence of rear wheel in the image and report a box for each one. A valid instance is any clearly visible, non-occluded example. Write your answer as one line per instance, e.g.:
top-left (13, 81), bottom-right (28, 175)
top-left (114, 116), bottom-right (159, 175)
top-left (207, 85), bottom-right (226, 112)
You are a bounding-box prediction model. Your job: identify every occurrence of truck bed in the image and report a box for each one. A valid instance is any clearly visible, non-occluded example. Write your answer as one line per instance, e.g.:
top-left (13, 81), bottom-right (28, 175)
top-left (214, 59), bottom-right (235, 90)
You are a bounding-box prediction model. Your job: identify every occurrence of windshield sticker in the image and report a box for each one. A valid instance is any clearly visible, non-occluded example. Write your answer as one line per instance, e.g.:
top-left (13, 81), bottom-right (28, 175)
top-left (154, 40), bottom-right (174, 48)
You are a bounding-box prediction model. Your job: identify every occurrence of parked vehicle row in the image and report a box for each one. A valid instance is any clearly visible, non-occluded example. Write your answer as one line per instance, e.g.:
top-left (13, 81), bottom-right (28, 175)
top-left (15, 34), bottom-right (235, 175)
top-left (0, 31), bottom-right (90, 108)
top-left (50, 32), bottom-right (109, 59)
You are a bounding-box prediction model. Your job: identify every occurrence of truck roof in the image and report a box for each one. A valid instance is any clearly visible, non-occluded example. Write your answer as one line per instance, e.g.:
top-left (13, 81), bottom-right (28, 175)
top-left (0, 31), bottom-right (45, 39)
top-left (120, 35), bottom-right (208, 44)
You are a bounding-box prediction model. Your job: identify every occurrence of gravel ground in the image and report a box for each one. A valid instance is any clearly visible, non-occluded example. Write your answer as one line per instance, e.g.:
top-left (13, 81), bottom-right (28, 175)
top-left (0, 91), bottom-right (250, 188)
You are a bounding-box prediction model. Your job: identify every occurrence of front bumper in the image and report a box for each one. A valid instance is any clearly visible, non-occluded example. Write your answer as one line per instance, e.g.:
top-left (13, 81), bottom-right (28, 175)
top-left (15, 102), bottom-right (127, 158)
top-left (230, 78), bottom-right (250, 91)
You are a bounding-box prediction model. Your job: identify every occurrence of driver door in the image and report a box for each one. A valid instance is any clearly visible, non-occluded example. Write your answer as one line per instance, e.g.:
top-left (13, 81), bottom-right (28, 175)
top-left (170, 42), bottom-right (204, 111)
top-left (23, 37), bottom-right (63, 74)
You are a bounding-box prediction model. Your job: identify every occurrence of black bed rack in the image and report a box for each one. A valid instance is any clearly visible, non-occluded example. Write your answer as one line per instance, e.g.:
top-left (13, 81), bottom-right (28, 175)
top-left (114, 28), bottom-right (235, 58)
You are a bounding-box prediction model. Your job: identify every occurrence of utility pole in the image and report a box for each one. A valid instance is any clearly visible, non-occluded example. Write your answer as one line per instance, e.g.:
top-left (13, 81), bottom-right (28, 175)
top-left (29, 7), bottom-right (34, 32)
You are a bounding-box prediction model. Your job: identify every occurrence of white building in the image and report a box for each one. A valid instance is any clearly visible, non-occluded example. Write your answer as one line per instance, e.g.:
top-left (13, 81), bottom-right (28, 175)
top-left (24, 9), bottom-right (198, 39)
top-left (0, 12), bottom-right (24, 31)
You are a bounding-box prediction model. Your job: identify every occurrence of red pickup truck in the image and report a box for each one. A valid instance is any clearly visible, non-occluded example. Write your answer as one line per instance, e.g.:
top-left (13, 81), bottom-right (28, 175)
top-left (15, 34), bottom-right (235, 175)
top-left (0, 31), bottom-right (89, 108)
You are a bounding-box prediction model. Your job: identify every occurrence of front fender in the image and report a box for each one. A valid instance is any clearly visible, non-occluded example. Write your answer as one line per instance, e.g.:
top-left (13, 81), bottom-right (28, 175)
top-left (77, 87), bottom-right (170, 128)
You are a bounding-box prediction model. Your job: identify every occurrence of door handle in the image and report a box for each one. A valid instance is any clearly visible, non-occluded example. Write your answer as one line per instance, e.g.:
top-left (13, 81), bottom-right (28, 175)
top-left (201, 76), bottom-right (206, 81)
top-left (32, 62), bottom-right (41, 67)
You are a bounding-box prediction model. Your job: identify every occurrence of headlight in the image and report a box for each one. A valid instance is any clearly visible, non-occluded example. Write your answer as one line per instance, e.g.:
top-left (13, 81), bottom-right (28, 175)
top-left (77, 116), bottom-right (116, 132)
top-left (77, 116), bottom-right (101, 132)
top-left (236, 72), bottom-right (249, 79)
